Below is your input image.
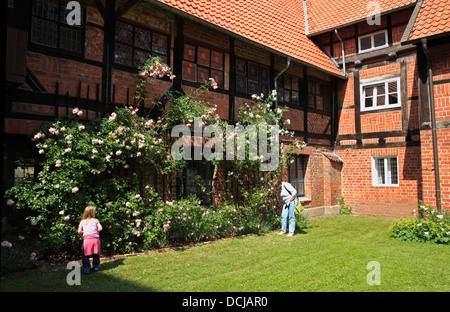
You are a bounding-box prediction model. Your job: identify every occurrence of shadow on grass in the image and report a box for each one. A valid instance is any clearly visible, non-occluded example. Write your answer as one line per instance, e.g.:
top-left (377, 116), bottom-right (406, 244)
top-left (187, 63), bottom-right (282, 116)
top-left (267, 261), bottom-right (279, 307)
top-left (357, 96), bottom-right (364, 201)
top-left (1, 257), bottom-right (158, 292)
top-left (97, 257), bottom-right (125, 271)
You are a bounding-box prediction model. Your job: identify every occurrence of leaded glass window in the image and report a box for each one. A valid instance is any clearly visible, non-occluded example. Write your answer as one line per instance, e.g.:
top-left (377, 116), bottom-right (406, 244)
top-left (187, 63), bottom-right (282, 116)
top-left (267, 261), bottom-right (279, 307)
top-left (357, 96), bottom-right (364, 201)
top-left (235, 58), bottom-right (269, 96)
top-left (114, 21), bottom-right (169, 68)
top-left (30, 0), bottom-right (85, 54)
top-left (182, 44), bottom-right (224, 88)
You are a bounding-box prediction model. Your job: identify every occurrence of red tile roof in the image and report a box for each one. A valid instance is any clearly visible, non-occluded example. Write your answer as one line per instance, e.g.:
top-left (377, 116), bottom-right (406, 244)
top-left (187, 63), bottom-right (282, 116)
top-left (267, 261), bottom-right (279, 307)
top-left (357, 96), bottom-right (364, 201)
top-left (152, 0), bottom-right (344, 77)
top-left (407, 0), bottom-right (450, 41)
top-left (306, 0), bottom-right (416, 35)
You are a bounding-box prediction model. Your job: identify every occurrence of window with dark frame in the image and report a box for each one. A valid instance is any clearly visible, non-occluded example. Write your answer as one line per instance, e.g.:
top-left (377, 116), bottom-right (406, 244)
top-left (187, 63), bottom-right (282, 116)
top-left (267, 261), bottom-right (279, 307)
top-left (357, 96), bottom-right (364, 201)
top-left (277, 73), bottom-right (300, 106)
top-left (236, 58), bottom-right (270, 97)
top-left (30, 0), bottom-right (86, 54)
top-left (177, 161), bottom-right (214, 205)
top-left (308, 79), bottom-right (331, 112)
top-left (287, 155), bottom-right (307, 197)
top-left (114, 21), bottom-right (169, 69)
top-left (182, 44), bottom-right (224, 89)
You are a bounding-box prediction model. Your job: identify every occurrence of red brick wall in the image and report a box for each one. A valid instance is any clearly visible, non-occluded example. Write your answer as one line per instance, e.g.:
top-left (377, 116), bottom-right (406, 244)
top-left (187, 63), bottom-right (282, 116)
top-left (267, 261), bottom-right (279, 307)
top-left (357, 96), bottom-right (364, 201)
top-left (336, 146), bottom-right (422, 217)
top-left (421, 130), bottom-right (447, 209)
top-left (85, 5), bottom-right (104, 62)
top-left (420, 43), bottom-right (450, 210)
top-left (337, 73), bottom-right (356, 135)
top-left (25, 52), bottom-right (103, 97)
top-left (235, 40), bottom-right (271, 66)
top-left (331, 12), bottom-right (424, 217)
top-left (279, 145), bottom-right (342, 209)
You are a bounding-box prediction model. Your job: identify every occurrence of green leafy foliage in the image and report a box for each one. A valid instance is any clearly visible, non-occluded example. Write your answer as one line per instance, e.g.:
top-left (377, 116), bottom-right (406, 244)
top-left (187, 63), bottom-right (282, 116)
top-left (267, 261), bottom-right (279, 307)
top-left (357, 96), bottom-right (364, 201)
top-left (390, 201), bottom-right (450, 244)
top-left (339, 197), bottom-right (353, 215)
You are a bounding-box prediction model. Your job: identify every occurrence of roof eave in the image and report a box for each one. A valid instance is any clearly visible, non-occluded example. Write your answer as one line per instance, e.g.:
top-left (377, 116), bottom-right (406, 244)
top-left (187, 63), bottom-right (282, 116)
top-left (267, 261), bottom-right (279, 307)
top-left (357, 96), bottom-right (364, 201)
top-left (402, 31), bottom-right (450, 45)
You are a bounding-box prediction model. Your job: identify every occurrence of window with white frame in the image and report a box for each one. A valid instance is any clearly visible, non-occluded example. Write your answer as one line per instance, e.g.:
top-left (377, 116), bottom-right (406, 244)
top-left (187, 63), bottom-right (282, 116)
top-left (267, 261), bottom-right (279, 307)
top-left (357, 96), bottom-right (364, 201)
top-left (358, 30), bottom-right (388, 53)
top-left (361, 77), bottom-right (400, 111)
top-left (372, 156), bottom-right (399, 186)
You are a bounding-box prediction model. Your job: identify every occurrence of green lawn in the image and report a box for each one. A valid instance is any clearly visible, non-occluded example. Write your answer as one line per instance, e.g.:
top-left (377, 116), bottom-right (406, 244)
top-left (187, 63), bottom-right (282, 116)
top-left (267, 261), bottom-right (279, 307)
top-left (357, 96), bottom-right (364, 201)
top-left (1, 216), bottom-right (449, 292)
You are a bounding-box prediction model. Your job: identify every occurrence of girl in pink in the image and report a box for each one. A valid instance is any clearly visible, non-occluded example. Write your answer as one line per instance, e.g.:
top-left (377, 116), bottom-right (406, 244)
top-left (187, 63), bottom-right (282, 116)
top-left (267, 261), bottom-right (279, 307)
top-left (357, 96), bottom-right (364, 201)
top-left (78, 206), bottom-right (102, 274)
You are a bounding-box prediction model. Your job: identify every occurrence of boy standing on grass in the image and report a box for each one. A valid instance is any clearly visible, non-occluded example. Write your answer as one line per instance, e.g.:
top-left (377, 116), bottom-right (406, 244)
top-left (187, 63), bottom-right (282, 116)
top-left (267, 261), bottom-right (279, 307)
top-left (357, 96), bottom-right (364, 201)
top-left (78, 206), bottom-right (102, 274)
top-left (274, 180), bottom-right (297, 237)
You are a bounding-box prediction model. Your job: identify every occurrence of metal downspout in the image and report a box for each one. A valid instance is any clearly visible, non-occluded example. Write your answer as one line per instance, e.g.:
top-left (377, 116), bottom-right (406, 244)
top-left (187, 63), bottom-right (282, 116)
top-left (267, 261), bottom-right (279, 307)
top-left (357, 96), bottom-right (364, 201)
top-left (334, 29), bottom-right (348, 77)
top-left (421, 38), bottom-right (442, 211)
top-left (274, 57), bottom-right (291, 110)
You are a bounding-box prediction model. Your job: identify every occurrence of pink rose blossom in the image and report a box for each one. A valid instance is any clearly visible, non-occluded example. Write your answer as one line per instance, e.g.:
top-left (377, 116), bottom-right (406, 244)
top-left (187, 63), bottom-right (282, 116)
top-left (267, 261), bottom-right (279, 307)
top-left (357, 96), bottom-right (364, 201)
top-left (2, 241), bottom-right (12, 248)
top-left (108, 112), bottom-right (117, 121)
top-left (72, 107), bottom-right (83, 116)
top-left (209, 77), bottom-right (218, 89)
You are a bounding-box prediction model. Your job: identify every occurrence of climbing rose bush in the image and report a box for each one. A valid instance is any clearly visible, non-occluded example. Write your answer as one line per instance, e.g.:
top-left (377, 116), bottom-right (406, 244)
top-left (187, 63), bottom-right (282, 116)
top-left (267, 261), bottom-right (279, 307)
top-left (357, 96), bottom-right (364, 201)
top-left (4, 57), bottom-right (304, 260)
top-left (5, 105), bottom-right (177, 256)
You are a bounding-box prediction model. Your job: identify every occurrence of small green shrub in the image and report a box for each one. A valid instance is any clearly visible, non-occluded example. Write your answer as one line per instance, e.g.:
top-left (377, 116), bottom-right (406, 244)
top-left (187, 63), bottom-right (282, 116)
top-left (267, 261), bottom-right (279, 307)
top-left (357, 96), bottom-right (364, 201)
top-left (1, 236), bottom-right (44, 274)
top-left (339, 197), bottom-right (353, 215)
top-left (390, 202), bottom-right (450, 244)
top-left (140, 196), bottom-right (279, 249)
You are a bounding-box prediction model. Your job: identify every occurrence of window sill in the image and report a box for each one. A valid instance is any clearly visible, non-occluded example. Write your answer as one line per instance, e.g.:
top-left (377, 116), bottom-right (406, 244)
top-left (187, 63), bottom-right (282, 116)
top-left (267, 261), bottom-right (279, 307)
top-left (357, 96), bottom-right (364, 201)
top-left (360, 105), bottom-right (402, 114)
top-left (358, 44), bottom-right (389, 54)
top-left (297, 196), bottom-right (311, 203)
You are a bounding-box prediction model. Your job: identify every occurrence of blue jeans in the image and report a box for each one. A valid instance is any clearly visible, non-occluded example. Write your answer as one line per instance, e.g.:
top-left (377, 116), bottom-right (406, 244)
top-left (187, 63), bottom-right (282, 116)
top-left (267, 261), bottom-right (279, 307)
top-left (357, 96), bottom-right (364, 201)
top-left (281, 199), bottom-right (297, 234)
top-left (81, 243), bottom-right (100, 273)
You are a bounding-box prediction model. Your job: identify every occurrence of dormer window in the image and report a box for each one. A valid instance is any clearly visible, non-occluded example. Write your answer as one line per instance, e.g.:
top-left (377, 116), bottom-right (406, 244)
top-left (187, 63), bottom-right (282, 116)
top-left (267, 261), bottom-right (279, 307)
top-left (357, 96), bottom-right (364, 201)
top-left (358, 30), bottom-right (388, 53)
